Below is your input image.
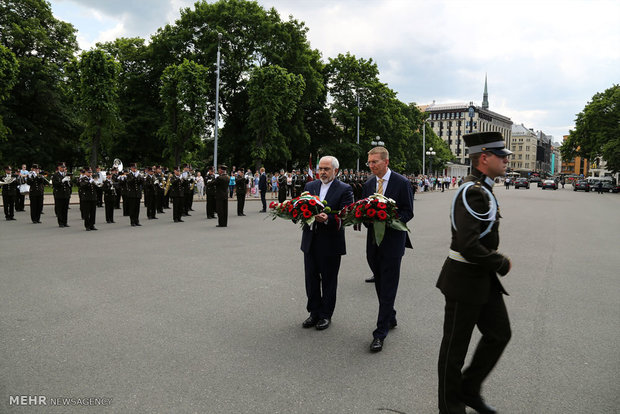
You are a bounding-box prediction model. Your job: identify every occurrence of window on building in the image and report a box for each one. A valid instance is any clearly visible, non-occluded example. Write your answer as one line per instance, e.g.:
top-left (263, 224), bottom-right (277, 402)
top-left (519, 145), bottom-right (523, 151)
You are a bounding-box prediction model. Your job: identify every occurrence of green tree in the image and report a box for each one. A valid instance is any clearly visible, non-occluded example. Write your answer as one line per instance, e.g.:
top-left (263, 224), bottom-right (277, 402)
top-left (0, 0), bottom-right (80, 170)
top-left (0, 44), bottom-right (19, 143)
top-left (150, 0), bottom-right (325, 169)
top-left (561, 84), bottom-right (620, 173)
top-left (247, 65), bottom-right (305, 170)
top-left (159, 59), bottom-right (211, 166)
top-left (97, 38), bottom-right (166, 166)
top-left (72, 49), bottom-right (120, 171)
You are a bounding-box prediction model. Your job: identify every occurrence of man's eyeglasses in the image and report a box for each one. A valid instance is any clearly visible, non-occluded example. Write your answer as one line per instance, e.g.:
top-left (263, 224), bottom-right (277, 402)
top-left (365, 160), bottom-right (383, 167)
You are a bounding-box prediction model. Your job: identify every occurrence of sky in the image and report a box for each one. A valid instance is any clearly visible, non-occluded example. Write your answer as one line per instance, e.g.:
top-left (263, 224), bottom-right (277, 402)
top-left (48, 0), bottom-right (620, 144)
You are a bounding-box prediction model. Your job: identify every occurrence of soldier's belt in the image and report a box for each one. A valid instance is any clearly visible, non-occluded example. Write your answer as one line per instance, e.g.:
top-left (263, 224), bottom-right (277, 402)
top-left (449, 249), bottom-right (474, 264)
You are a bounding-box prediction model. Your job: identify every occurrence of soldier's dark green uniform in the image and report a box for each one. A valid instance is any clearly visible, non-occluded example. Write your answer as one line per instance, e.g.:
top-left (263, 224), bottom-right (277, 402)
top-left (436, 131), bottom-right (512, 414)
top-left (52, 164), bottom-right (72, 227)
top-left (2, 168), bottom-right (18, 220)
top-left (26, 166), bottom-right (46, 223)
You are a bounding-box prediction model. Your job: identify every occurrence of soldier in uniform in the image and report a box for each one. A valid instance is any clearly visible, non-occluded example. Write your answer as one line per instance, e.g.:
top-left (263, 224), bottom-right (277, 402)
top-left (154, 166), bottom-right (165, 214)
top-left (294, 169), bottom-right (304, 197)
top-left (111, 166), bottom-right (122, 209)
top-left (437, 132), bottom-right (513, 414)
top-left (95, 166), bottom-right (104, 207)
top-left (2, 166), bottom-right (18, 220)
top-left (143, 166), bottom-right (157, 220)
top-left (181, 164), bottom-right (192, 216)
top-left (277, 169), bottom-right (287, 203)
top-left (102, 171), bottom-right (116, 223)
top-left (52, 162), bottom-right (72, 227)
top-left (78, 167), bottom-right (98, 231)
top-left (235, 169), bottom-right (247, 216)
top-left (214, 164), bottom-right (229, 227)
top-left (15, 164), bottom-right (28, 212)
top-left (168, 166), bottom-right (185, 223)
top-left (26, 164), bottom-right (46, 223)
top-left (205, 166), bottom-right (217, 219)
top-left (124, 163), bottom-right (144, 226)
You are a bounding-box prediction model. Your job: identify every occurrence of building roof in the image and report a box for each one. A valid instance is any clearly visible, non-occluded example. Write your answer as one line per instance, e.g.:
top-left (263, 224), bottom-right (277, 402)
top-left (512, 123), bottom-right (536, 136)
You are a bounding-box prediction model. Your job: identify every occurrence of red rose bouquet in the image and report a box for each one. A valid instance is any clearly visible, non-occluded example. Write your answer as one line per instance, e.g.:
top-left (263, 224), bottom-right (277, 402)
top-left (269, 191), bottom-right (332, 227)
top-left (339, 193), bottom-right (409, 245)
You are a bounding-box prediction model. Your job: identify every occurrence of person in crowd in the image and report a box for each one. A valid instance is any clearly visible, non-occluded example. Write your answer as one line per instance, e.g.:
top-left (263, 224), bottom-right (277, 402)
top-left (300, 156), bottom-right (354, 331)
top-left (358, 146), bottom-right (414, 353)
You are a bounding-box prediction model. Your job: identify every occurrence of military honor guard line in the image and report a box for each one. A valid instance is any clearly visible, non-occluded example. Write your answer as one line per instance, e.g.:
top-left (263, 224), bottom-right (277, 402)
top-left (2, 132), bottom-right (513, 414)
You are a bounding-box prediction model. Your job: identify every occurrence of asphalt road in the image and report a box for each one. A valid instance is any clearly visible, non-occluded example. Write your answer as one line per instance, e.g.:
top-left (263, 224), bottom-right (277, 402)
top-left (1, 187), bottom-right (619, 413)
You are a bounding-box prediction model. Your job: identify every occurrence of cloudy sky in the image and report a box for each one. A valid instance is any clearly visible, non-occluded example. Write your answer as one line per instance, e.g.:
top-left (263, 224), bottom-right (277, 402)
top-left (49, 0), bottom-right (620, 143)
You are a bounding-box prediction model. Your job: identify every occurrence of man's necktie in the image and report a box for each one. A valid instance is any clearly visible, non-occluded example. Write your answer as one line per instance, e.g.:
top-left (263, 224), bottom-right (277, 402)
top-left (377, 178), bottom-right (384, 195)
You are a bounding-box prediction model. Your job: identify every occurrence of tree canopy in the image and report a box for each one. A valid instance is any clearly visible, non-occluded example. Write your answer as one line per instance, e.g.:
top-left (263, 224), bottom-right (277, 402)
top-left (561, 84), bottom-right (620, 173)
top-left (0, 0), bottom-right (451, 175)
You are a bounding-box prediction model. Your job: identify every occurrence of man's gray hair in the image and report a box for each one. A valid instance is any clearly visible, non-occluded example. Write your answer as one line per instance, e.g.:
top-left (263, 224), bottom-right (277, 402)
top-left (320, 155), bottom-right (339, 170)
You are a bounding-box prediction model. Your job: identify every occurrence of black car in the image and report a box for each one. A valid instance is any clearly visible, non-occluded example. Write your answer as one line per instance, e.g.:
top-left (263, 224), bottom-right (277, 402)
top-left (541, 180), bottom-right (557, 190)
top-left (514, 178), bottom-right (530, 189)
top-left (530, 177), bottom-right (542, 187)
top-left (573, 180), bottom-right (590, 192)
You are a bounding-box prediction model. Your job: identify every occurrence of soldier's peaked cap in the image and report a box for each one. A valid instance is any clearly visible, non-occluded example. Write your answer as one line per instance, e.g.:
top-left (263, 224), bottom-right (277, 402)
top-left (463, 131), bottom-right (513, 156)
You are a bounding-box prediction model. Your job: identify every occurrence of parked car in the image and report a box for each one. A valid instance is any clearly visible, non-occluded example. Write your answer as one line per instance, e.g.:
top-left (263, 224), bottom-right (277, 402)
top-left (514, 178), bottom-right (530, 189)
top-left (541, 180), bottom-right (557, 190)
top-left (530, 177), bottom-right (542, 187)
top-left (600, 181), bottom-right (615, 192)
top-left (612, 184), bottom-right (620, 193)
top-left (573, 180), bottom-right (590, 192)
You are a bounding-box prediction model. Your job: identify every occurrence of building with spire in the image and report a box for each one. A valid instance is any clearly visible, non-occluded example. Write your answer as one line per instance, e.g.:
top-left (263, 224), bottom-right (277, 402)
top-left (420, 76), bottom-right (513, 172)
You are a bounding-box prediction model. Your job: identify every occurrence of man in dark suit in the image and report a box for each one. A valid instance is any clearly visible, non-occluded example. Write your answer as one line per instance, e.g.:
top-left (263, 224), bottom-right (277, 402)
top-left (214, 164), bottom-right (229, 227)
top-left (359, 146), bottom-right (414, 352)
top-left (258, 167), bottom-right (267, 212)
top-left (436, 132), bottom-right (512, 414)
top-left (300, 156), bottom-right (353, 331)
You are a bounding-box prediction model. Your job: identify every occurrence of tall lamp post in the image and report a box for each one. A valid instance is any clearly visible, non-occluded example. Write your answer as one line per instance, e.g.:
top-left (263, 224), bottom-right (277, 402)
top-left (213, 32), bottom-right (222, 170)
top-left (422, 116), bottom-right (430, 175)
top-left (356, 93), bottom-right (360, 172)
top-left (426, 147), bottom-right (436, 176)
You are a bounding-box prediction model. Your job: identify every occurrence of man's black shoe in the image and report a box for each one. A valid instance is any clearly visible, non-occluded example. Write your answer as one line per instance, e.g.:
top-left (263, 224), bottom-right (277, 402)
top-left (259, 209), bottom-right (266, 213)
top-left (460, 395), bottom-right (497, 414)
top-left (302, 316), bottom-right (319, 328)
top-left (316, 319), bottom-right (330, 330)
top-left (216, 224), bottom-right (226, 227)
top-left (365, 276), bottom-right (375, 283)
top-left (90, 227), bottom-right (98, 231)
top-left (370, 337), bottom-right (384, 352)
top-left (64, 224), bottom-right (70, 227)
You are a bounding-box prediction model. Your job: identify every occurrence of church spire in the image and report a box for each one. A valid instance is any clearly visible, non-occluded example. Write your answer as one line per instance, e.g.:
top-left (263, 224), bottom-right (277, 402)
top-left (482, 73), bottom-right (489, 109)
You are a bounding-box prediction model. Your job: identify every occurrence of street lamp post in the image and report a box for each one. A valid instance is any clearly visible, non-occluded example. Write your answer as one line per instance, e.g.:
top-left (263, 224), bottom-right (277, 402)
top-left (426, 146), bottom-right (436, 176)
top-left (356, 93), bottom-right (360, 172)
top-left (213, 33), bottom-right (222, 170)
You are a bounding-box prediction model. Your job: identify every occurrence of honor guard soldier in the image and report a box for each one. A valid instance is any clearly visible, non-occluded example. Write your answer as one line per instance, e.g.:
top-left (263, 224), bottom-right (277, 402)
top-left (214, 164), bottom-right (229, 227)
top-left (78, 167), bottom-right (98, 231)
top-left (168, 166), bottom-right (185, 222)
top-left (15, 164), bottom-right (28, 212)
top-left (437, 131), bottom-right (513, 414)
top-left (102, 171), bottom-right (116, 223)
top-left (52, 162), bottom-right (72, 227)
top-left (235, 169), bottom-right (247, 216)
top-left (124, 163), bottom-right (144, 226)
top-left (205, 166), bottom-right (217, 219)
top-left (2, 166), bottom-right (18, 220)
top-left (293, 170), bottom-right (304, 197)
top-left (143, 166), bottom-right (158, 220)
top-left (277, 169), bottom-right (287, 203)
top-left (26, 164), bottom-right (46, 223)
